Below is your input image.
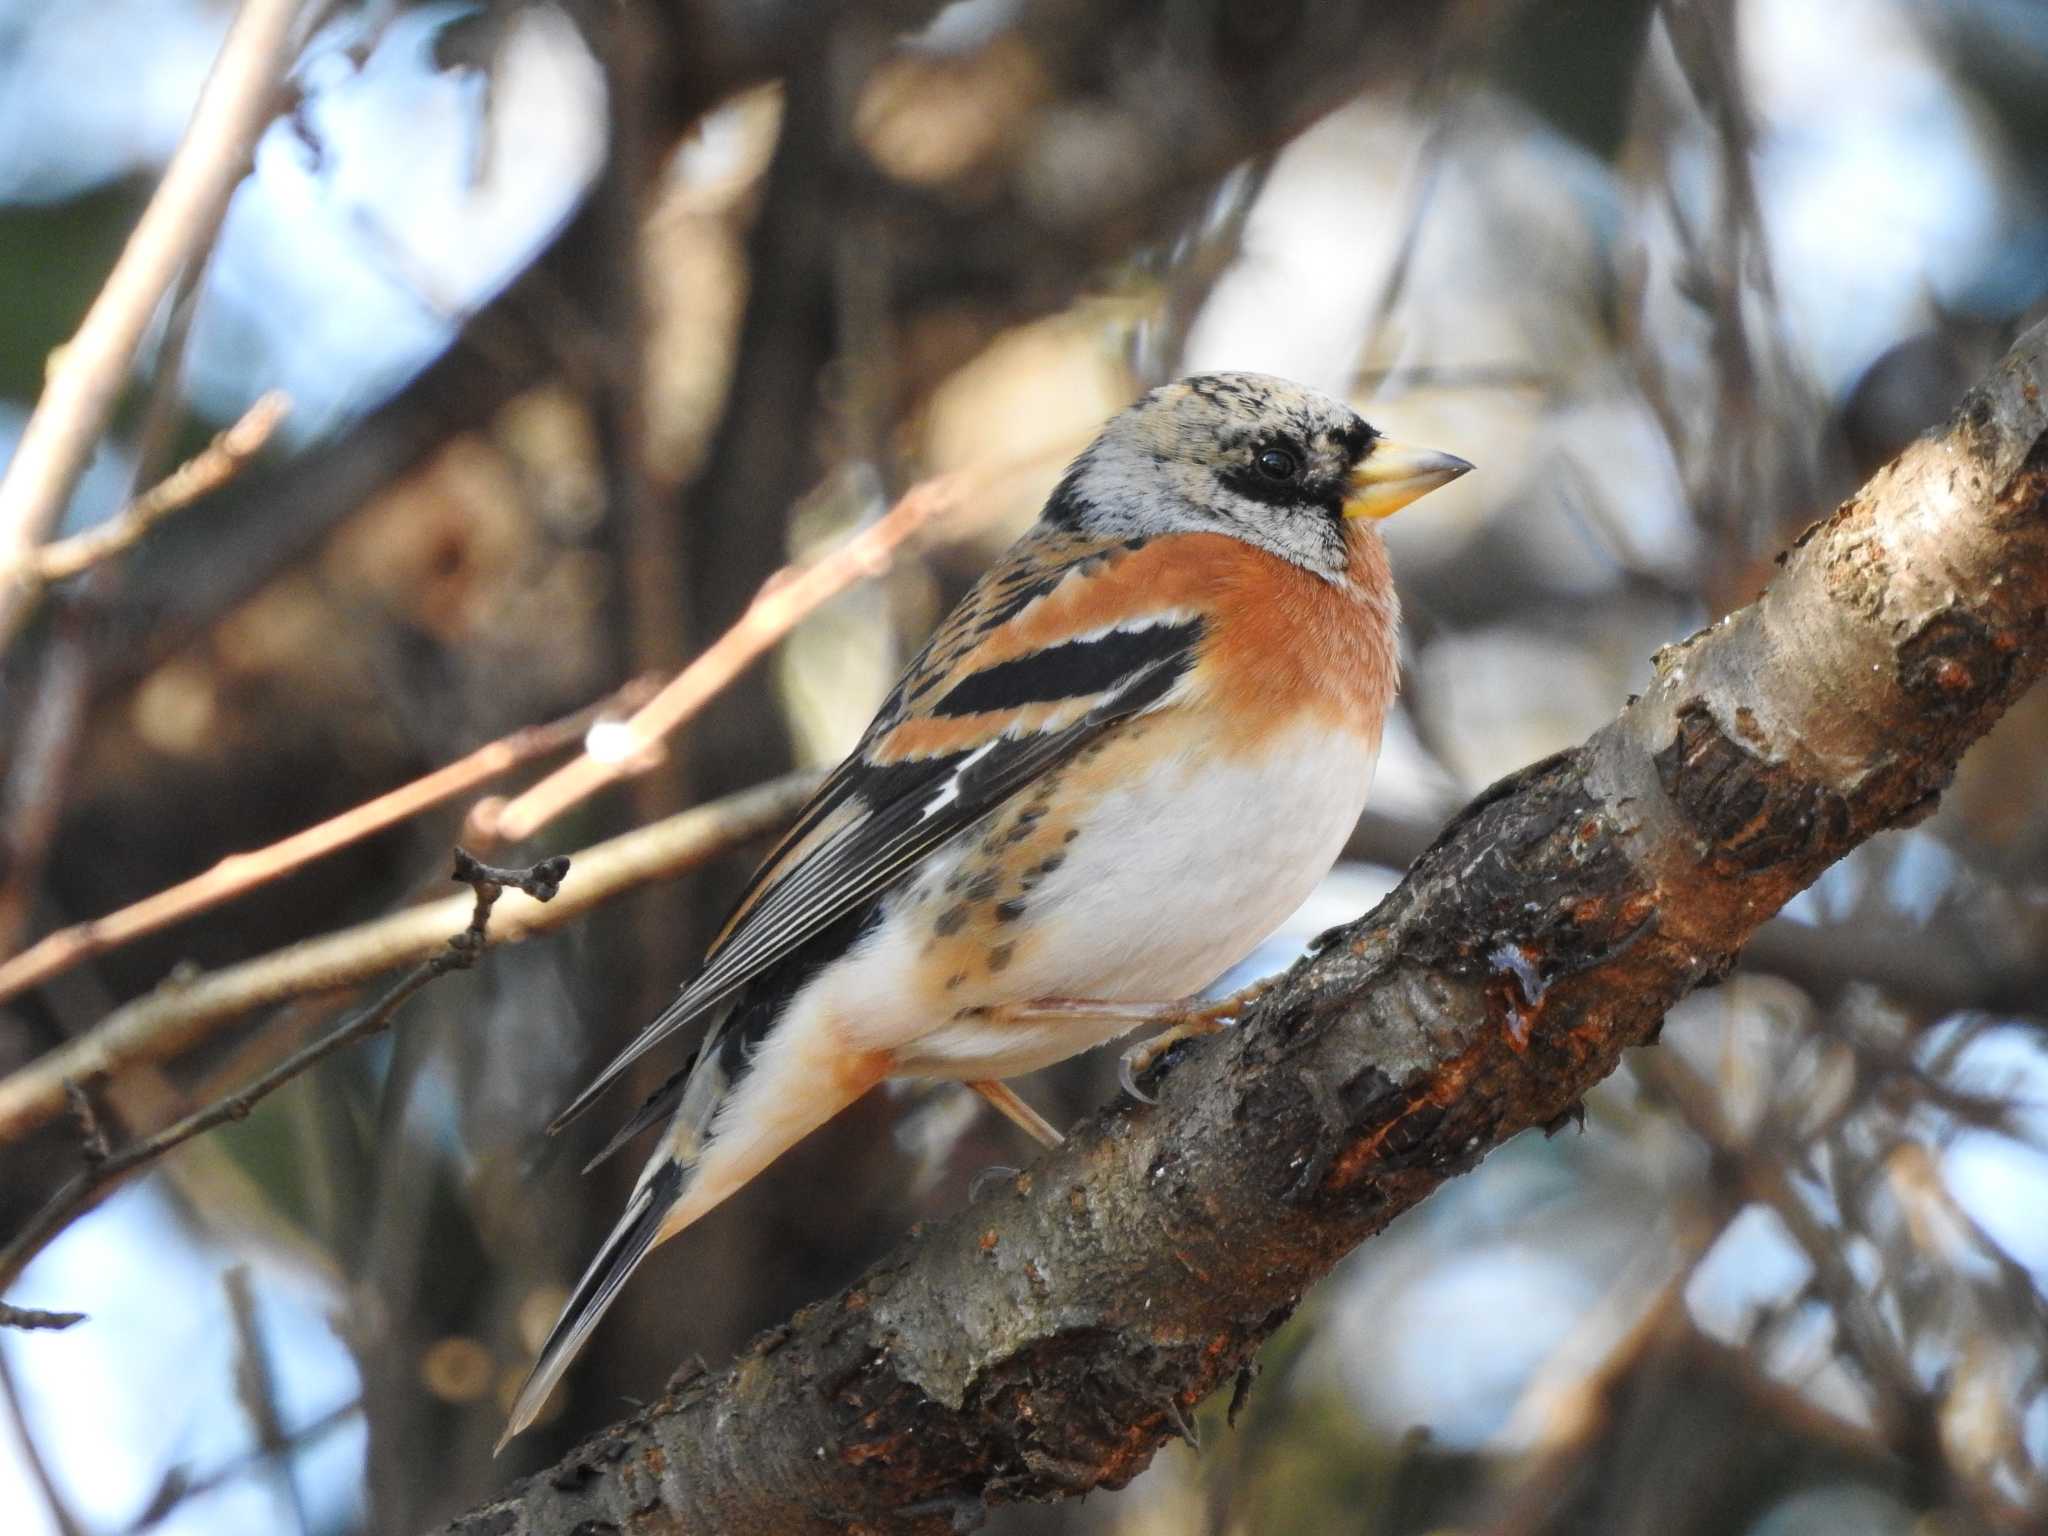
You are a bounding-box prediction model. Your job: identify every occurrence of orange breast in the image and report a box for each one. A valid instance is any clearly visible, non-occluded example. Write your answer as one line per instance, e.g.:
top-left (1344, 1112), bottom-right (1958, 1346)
top-left (982, 528), bottom-right (1399, 752)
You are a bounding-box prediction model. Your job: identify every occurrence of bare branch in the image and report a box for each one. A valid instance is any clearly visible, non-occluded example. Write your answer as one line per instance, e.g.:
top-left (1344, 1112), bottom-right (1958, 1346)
top-left (0, 1303), bottom-right (84, 1332)
top-left (0, 850), bottom-right (569, 1301)
top-left (0, 772), bottom-right (820, 1150)
top-left (18, 392), bottom-right (290, 588)
top-left (0, 676), bottom-right (657, 1007)
top-left (480, 472), bottom-right (986, 844)
top-left (0, 0), bottom-right (302, 650)
top-left (435, 318), bottom-right (2048, 1536)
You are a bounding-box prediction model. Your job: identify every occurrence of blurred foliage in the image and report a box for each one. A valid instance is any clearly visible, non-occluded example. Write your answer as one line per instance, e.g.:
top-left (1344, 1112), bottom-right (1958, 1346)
top-left (0, 188), bottom-right (146, 402)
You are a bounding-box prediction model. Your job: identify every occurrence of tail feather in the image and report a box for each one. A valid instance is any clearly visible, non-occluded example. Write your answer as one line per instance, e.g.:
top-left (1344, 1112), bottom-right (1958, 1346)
top-left (580, 1059), bottom-right (693, 1175)
top-left (498, 1004), bottom-right (889, 1451)
top-left (496, 1161), bottom-right (681, 1452)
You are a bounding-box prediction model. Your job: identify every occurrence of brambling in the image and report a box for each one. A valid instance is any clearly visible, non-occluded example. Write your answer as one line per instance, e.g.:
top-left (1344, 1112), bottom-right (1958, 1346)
top-left (500, 372), bottom-right (1469, 1446)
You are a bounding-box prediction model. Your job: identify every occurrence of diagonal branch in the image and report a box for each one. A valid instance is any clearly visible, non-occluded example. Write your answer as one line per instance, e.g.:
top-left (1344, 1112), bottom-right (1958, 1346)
top-left (0, 772), bottom-right (820, 1151)
top-left (14, 392), bottom-right (290, 590)
top-left (0, 0), bottom-right (303, 652)
top-left (0, 675), bottom-right (656, 1007)
top-left (479, 469), bottom-right (991, 845)
top-left (438, 318), bottom-right (2048, 1536)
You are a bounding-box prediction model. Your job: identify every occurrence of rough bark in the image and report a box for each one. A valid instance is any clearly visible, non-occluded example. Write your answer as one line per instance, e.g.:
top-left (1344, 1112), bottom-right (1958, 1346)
top-left (438, 325), bottom-right (2048, 1535)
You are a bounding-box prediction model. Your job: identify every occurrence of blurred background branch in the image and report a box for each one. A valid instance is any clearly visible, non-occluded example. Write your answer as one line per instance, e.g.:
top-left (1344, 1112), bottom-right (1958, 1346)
top-left (0, 773), bottom-right (817, 1148)
top-left (0, 0), bottom-right (304, 649)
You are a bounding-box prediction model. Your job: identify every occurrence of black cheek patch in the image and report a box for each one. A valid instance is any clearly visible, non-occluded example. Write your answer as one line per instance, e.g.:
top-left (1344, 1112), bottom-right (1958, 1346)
top-left (1217, 463), bottom-right (1344, 520)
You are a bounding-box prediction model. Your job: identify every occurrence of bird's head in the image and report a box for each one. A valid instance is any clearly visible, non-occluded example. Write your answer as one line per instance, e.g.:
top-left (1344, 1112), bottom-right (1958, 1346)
top-left (1047, 371), bottom-right (1471, 579)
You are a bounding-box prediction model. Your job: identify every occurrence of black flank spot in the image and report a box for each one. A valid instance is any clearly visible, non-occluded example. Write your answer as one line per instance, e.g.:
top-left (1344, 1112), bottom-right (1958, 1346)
top-left (1036, 852), bottom-right (1066, 876)
top-left (934, 904), bottom-right (969, 937)
top-left (996, 899), bottom-right (1027, 923)
top-left (988, 942), bottom-right (1015, 973)
top-left (1004, 808), bottom-right (1045, 845)
top-left (966, 872), bottom-right (999, 903)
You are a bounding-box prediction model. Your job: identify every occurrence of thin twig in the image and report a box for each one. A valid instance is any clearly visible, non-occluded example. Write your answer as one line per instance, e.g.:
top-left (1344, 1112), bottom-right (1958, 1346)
top-left (0, 771), bottom-right (819, 1150)
top-left (0, 623), bottom-right (93, 957)
top-left (0, 0), bottom-right (303, 651)
top-left (124, 239), bottom-right (217, 500)
top-left (0, 677), bottom-right (656, 1006)
top-left (0, 126), bottom-right (239, 964)
top-left (222, 1264), bottom-right (309, 1535)
top-left (0, 851), bottom-right (567, 1303)
top-left (480, 473), bottom-right (977, 844)
top-left (63, 1080), bottom-right (108, 1166)
top-left (1638, 1053), bottom-right (1929, 1439)
top-left (23, 392), bottom-right (291, 587)
top-left (123, 1398), bottom-right (360, 1536)
top-left (0, 1304), bottom-right (84, 1332)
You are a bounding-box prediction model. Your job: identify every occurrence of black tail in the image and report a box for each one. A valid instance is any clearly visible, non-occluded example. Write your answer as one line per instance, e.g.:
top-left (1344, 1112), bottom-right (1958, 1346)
top-left (580, 1058), bottom-right (693, 1174)
top-left (496, 1161), bottom-right (682, 1452)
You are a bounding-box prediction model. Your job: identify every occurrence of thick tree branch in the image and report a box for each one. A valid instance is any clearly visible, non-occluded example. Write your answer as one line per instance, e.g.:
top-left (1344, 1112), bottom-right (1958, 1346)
top-left (440, 320), bottom-right (2048, 1535)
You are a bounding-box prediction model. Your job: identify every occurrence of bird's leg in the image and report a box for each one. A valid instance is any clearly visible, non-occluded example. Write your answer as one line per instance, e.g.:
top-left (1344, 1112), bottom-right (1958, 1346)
top-left (969, 1080), bottom-right (1064, 1149)
top-left (979, 983), bottom-right (1276, 1105)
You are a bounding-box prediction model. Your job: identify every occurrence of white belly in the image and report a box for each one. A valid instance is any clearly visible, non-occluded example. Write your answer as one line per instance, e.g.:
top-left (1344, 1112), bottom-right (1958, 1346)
top-left (817, 720), bottom-right (1379, 1077)
top-left (1003, 726), bottom-right (1376, 1002)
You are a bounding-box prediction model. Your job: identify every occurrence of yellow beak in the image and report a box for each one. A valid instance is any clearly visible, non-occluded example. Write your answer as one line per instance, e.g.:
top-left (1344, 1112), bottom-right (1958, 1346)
top-left (1342, 439), bottom-right (1474, 520)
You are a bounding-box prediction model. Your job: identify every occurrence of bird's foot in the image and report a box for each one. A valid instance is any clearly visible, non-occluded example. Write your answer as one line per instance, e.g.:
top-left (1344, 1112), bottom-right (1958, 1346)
top-left (1116, 982), bottom-right (1273, 1104)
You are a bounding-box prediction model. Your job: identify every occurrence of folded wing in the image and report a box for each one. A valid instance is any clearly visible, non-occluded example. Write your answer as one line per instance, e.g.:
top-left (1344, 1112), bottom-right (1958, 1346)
top-left (549, 532), bottom-right (1206, 1134)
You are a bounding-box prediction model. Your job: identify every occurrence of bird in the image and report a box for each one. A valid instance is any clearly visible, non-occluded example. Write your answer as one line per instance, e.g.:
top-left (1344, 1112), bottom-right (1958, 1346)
top-left (498, 371), bottom-right (1470, 1447)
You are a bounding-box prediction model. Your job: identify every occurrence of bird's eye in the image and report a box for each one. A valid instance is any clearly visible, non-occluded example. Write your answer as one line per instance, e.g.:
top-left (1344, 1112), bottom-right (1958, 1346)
top-left (1256, 448), bottom-right (1297, 481)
